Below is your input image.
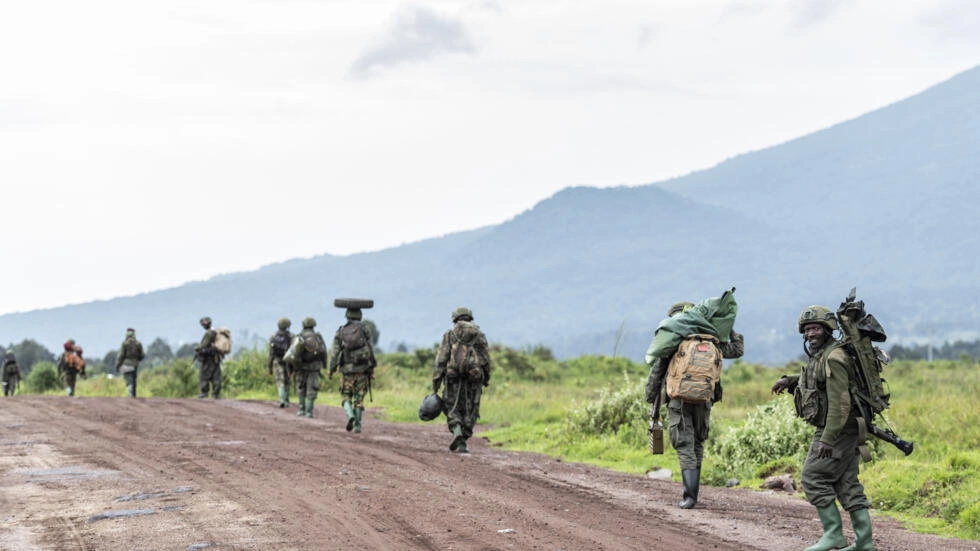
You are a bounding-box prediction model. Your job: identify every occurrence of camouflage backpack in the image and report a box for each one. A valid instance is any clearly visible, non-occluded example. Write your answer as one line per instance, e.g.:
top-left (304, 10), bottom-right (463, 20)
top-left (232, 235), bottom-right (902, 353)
top-left (339, 323), bottom-right (373, 366)
top-left (300, 332), bottom-right (326, 362)
top-left (447, 321), bottom-right (484, 381)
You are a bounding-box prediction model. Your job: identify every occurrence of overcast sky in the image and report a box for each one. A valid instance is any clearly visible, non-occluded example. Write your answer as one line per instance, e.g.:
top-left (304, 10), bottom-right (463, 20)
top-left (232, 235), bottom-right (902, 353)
top-left (1, 0), bottom-right (978, 315)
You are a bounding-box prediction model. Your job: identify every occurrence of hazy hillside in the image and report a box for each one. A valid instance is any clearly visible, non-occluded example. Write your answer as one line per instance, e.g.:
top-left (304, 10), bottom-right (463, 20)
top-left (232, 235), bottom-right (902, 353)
top-left (2, 65), bottom-right (978, 364)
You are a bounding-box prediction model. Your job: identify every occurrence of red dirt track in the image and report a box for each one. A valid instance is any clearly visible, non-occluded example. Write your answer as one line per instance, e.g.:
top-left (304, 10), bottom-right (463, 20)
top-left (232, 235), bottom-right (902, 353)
top-left (1, 396), bottom-right (976, 550)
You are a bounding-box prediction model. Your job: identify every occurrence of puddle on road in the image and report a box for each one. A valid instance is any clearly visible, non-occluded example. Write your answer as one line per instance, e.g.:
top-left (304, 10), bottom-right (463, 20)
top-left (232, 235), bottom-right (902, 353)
top-left (22, 466), bottom-right (121, 481)
top-left (88, 509), bottom-right (157, 522)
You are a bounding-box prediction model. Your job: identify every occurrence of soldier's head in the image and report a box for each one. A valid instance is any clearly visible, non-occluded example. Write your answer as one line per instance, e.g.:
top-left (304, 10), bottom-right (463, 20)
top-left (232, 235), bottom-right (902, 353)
top-left (73, 345), bottom-right (83, 356)
top-left (345, 308), bottom-right (362, 321)
top-left (63, 341), bottom-right (73, 352)
top-left (452, 306), bottom-right (473, 323)
top-left (126, 328), bottom-right (135, 338)
top-left (200, 316), bottom-right (212, 329)
top-left (5, 350), bottom-right (14, 362)
top-left (302, 316), bottom-right (317, 329)
top-left (277, 317), bottom-right (291, 331)
top-left (667, 301), bottom-right (694, 317)
top-left (798, 305), bottom-right (838, 352)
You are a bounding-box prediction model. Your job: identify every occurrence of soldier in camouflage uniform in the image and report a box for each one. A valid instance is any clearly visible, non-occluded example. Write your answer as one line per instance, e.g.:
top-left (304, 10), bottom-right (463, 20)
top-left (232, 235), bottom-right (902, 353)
top-left (772, 305), bottom-right (875, 551)
top-left (267, 317), bottom-right (294, 408)
top-left (115, 328), bottom-right (145, 398)
top-left (56, 340), bottom-right (86, 396)
top-left (292, 317), bottom-right (327, 418)
top-left (645, 301), bottom-right (744, 509)
top-left (328, 308), bottom-right (376, 433)
top-left (432, 307), bottom-right (492, 453)
top-left (2, 350), bottom-right (20, 396)
top-left (194, 316), bottom-right (222, 399)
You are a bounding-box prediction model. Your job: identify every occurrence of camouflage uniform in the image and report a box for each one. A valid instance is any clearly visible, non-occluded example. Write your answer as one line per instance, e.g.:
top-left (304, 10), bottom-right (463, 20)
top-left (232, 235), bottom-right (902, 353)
top-left (2, 351), bottom-right (19, 396)
top-left (56, 341), bottom-right (85, 396)
top-left (644, 300), bottom-right (743, 509)
top-left (267, 317), bottom-right (294, 408)
top-left (292, 317), bottom-right (327, 418)
top-left (328, 309), bottom-right (376, 433)
top-left (115, 329), bottom-right (145, 398)
top-left (433, 307), bottom-right (491, 453)
top-left (773, 305), bottom-right (874, 551)
top-left (195, 317), bottom-right (222, 399)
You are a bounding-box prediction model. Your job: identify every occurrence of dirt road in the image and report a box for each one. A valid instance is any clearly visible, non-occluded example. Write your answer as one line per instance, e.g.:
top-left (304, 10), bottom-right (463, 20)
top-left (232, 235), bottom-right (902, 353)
top-left (0, 396), bottom-right (975, 551)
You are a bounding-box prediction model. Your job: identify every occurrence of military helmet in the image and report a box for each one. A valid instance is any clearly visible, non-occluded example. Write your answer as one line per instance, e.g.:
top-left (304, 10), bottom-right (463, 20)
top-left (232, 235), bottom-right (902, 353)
top-left (418, 392), bottom-right (444, 421)
top-left (345, 308), bottom-right (362, 321)
top-left (667, 301), bottom-right (694, 317)
top-left (798, 305), bottom-right (839, 334)
top-left (302, 316), bottom-right (317, 329)
top-left (200, 316), bottom-right (212, 325)
top-left (278, 317), bottom-right (291, 330)
top-left (452, 306), bottom-right (474, 322)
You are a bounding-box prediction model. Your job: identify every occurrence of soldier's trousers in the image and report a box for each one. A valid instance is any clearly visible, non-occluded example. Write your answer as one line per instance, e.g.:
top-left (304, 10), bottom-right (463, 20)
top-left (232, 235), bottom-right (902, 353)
top-left (199, 362), bottom-right (222, 398)
top-left (272, 357), bottom-right (292, 389)
top-left (63, 370), bottom-right (78, 396)
top-left (295, 369), bottom-right (320, 401)
top-left (123, 370), bottom-right (138, 398)
top-left (802, 425), bottom-right (871, 511)
top-left (443, 378), bottom-right (483, 439)
top-left (339, 372), bottom-right (370, 408)
top-left (667, 398), bottom-right (711, 470)
top-left (2, 374), bottom-right (17, 396)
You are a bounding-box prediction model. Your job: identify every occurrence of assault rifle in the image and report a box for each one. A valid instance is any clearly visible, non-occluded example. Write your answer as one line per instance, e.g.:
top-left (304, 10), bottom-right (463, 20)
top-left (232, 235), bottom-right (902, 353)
top-left (838, 288), bottom-right (914, 457)
top-left (648, 378), bottom-right (665, 455)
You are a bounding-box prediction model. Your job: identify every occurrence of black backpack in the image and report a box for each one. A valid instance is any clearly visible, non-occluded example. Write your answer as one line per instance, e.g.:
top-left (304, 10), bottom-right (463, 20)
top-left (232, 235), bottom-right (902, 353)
top-left (339, 323), bottom-right (368, 351)
top-left (270, 330), bottom-right (291, 358)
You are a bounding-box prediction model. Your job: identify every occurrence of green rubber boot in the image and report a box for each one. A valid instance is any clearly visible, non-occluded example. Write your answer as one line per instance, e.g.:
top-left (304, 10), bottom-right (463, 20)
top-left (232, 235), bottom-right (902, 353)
top-left (840, 509), bottom-right (875, 551)
top-left (353, 408), bottom-right (362, 433)
top-left (805, 504), bottom-right (848, 551)
top-left (296, 393), bottom-right (306, 416)
top-left (449, 425), bottom-right (464, 451)
top-left (456, 439), bottom-right (469, 453)
top-left (305, 399), bottom-right (315, 418)
top-left (344, 401), bottom-right (355, 432)
top-left (278, 387), bottom-right (288, 408)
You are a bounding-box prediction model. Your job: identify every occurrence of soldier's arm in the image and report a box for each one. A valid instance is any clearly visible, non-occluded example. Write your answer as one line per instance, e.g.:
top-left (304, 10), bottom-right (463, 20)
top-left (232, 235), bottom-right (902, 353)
top-left (328, 334), bottom-right (342, 373)
top-left (719, 330), bottom-right (744, 359)
top-left (363, 326), bottom-right (377, 369)
top-left (820, 349), bottom-right (853, 446)
top-left (432, 332), bottom-right (452, 392)
top-left (116, 345), bottom-right (125, 369)
top-left (644, 357), bottom-right (668, 404)
top-left (136, 343), bottom-right (145, 362)
top-left (476, 333), bottom-right (491, 385)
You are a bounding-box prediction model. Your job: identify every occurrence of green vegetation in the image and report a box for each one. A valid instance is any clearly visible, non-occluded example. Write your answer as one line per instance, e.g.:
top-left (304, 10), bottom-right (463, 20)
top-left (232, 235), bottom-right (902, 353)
top-left (14, 345), bottom-right (979, 540)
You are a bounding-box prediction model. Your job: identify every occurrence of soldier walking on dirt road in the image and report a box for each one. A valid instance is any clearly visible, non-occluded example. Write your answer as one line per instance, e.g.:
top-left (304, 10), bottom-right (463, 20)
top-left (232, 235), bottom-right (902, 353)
top-left (195, 317), bottom-right (222, 399)
top-left (328, 300), bottom-right (376, 433)
top-left (771, 305), bottom-right (877, 551)
top-left (432, 306), bottom-right (492, 453)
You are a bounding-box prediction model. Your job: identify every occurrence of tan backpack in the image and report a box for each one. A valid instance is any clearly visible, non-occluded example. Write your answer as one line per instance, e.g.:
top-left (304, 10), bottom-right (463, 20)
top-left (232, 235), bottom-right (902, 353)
top-left (213, 328), bottom-right (232, 356)
top-left (665, 333), bottom-right (722, 404)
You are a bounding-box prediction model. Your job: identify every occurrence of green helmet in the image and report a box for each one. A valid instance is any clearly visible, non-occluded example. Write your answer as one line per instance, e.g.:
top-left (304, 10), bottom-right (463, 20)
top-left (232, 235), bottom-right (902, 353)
top-left (452, 306), bottom-right (473, 322)
top-left (278, 317), bottom-right (291, 330)
top-left (798, 305), bottom-right (839, 333)
top-left (345, 308), bottom-right (362, 321)
top-left (667, 301), bottom-right (694, 317)
top-left (200, 316), bottom-right (212, 325)
top-left (302, 317), bottom-right (317, 329)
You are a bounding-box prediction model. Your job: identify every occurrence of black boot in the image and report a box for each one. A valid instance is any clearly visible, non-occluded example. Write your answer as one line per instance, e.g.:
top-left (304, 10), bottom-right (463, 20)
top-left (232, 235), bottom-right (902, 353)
top-left (679, 468), bottom-right (700, 509)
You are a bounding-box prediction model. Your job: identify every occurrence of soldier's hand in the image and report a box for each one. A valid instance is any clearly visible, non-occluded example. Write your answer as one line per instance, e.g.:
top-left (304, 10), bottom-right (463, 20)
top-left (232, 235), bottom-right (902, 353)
top-left (816, 442), bottom-right (834, 459)
top-left (771, 377), bottom-right (790, 395)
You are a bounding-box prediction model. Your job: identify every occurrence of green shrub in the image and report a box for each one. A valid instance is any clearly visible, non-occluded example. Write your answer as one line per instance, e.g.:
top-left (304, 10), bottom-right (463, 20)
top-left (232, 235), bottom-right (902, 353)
top-left (562, 373), bottom-right (647, 442)
top-left (222, 347), bottom-right (275, 397)
top-left (23, 361), bottom-right (60, 393)
top-left (142, 360), bottom-right (198, 398)
top-left (708, 399), bottom-right (810, 482)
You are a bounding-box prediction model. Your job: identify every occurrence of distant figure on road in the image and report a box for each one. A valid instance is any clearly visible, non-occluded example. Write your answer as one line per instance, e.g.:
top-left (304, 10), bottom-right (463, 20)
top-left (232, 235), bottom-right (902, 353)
top-left (194, 316), bottom-right (222, 399)
top-left (57, 340), bottom-right (86, 396)
top-left (771, 305), bottom-right (876, 551)
top-left (2, 350), bottom-right (20, 396)
top-left (328, 305), bottom-right (377, 433)
top-left (267, 317), bottom-right (294, 408)
top-left (115, 328), bottom-right (145, 398)
top-left (289, 317), bottom-right (328, 418)
top-left (644, 291), bottom-right (743, 509)
top-left (432, 307), bottom-right (492, 453)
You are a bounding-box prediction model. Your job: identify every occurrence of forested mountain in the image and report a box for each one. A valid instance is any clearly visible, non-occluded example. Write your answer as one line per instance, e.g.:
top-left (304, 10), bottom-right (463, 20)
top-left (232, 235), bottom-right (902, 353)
top-left (3, 66), bottom-right (978, 364)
